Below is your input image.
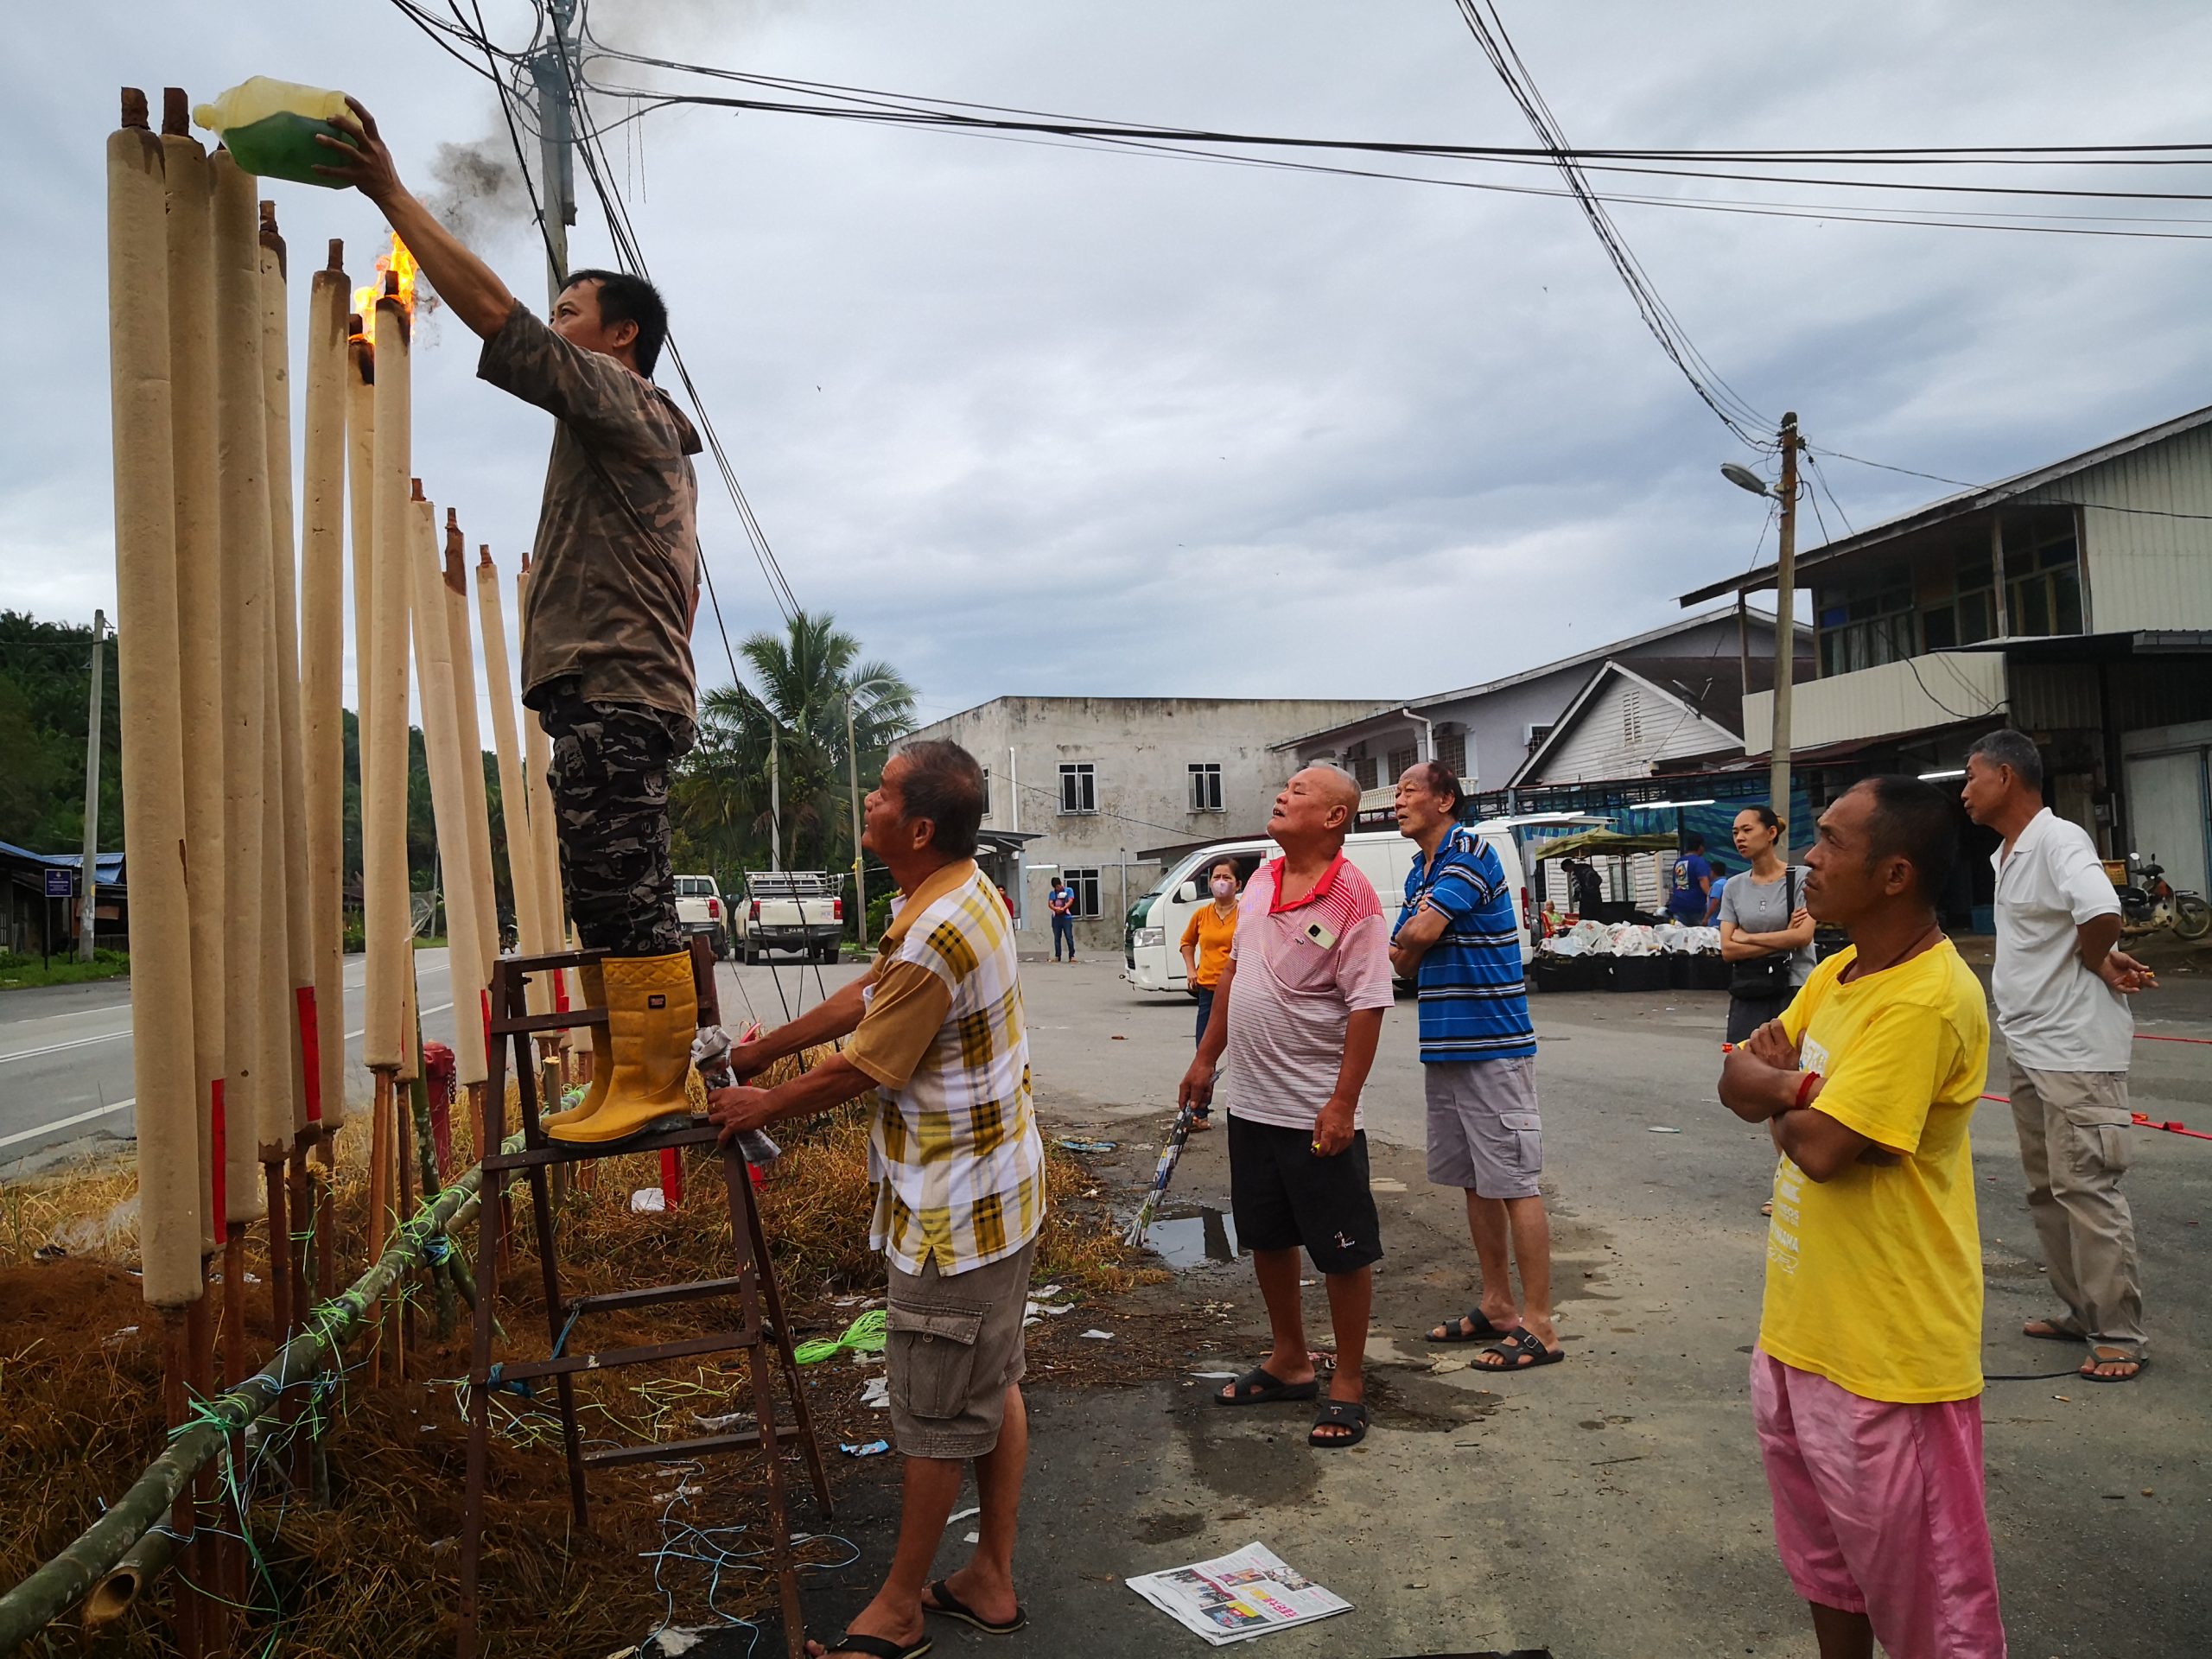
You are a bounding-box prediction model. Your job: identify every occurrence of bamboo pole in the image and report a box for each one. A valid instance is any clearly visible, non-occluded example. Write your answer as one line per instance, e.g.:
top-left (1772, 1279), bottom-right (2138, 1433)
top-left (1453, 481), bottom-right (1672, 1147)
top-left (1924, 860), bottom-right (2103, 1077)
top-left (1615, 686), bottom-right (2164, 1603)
top-left (3, 1147), bottom-right (508, 1651)
top-left (443, 513), bottom-right (500, 995)
top-left (475, 546), bottom-right (550, 1014)
top-left (211, 149), bottom-right (268, 1233)
top-left (158, 93), bottom-right (223, 1266)
top-left (302, 239), bottom-right (350, 1141)
top-left (107, 87), bottom-right (201, 1308)
top-left (410, 494), bottom-right (491, 1090)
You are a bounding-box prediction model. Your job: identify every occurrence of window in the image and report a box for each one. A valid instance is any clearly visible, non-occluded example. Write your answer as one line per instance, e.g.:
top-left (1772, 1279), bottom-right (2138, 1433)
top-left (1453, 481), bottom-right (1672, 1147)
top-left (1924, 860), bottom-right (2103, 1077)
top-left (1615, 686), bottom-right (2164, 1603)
top-left (1436, 728), bottom-right (1467, 778)
top-left (1386, 744), bottom-right (1417, 781)
top-left (1061, 867), bottom-right (1103, 918)
top-left (1351, 754), bottom-right (1377, 791)
top-left (1817, 566), bottom-right (1916, 676)
top-left (981, 766), bottom-right (993, 817)
top-left (1620, 690), bottom-right (1643, 748)
top-left (1187, 762), bottom-right (1224, 813)
top-left (2003, 517), bottom-right (2082, 638)
top-left (1920, 549), bottom-right (1997, 652)
top-left (1058, 762), bottom-right (1096, 815)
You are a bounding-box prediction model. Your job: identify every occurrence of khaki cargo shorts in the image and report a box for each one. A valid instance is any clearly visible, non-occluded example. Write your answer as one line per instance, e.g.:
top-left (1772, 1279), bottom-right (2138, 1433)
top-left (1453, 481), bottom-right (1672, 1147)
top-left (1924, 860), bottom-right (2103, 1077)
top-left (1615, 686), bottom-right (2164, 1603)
top-left (885, 1236), bottom-right (1038, 1459)
top-left (1424, 1055), bottom-right (1542, 1199)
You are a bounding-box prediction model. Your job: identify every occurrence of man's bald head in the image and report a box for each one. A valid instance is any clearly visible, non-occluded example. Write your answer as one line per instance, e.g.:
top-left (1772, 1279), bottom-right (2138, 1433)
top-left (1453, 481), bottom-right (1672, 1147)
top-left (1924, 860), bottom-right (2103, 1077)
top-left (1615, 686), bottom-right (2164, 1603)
top-left (1269, 764), bottom-right (1361, 854)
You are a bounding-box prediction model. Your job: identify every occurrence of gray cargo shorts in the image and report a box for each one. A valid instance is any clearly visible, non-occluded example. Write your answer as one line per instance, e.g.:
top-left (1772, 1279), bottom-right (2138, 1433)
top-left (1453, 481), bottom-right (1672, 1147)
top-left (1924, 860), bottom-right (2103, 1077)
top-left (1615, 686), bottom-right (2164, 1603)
top-left (885, 1236), bottom-right (1038, 1460)
top-left (1425, 1056), bottom-right (1542, 1199)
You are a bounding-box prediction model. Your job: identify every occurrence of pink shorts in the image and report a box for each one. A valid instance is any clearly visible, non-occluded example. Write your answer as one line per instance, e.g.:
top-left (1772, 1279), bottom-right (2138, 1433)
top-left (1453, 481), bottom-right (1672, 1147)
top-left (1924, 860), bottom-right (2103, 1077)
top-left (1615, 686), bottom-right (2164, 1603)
top-left (1751, 1349), bottom-right (2006, 1659)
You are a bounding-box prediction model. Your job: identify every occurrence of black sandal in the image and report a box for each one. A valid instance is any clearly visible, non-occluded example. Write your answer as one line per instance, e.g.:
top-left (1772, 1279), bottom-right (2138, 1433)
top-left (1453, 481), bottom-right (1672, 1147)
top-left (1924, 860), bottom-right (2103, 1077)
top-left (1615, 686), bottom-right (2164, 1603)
top-left (813, 1635), bottom-right (932, 1659)
top-left (1308, 1398), bottom-right (1369, 1448)
top-left (1214, 1365), bottom-right (1319, 1407)
top-left (923, 1580), bottom-right (1027, 1636)
top-left (1474, 1328), bottom-right (1565, 1371)
top-left (1426, 1309), bottom-right (1515, 1344)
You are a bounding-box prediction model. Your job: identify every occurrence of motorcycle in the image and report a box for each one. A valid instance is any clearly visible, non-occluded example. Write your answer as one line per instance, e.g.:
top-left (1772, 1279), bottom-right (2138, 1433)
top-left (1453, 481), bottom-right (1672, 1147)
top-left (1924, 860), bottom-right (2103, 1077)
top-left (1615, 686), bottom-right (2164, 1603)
top-left (2118, 852), bottom-right (2212, 942)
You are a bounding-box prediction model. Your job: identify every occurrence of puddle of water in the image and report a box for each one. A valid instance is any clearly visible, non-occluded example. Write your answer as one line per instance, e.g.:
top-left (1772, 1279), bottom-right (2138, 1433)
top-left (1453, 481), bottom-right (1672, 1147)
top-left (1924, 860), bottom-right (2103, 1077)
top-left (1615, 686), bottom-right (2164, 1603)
top-left (1143, 1205), bottom-right (1242, 1268)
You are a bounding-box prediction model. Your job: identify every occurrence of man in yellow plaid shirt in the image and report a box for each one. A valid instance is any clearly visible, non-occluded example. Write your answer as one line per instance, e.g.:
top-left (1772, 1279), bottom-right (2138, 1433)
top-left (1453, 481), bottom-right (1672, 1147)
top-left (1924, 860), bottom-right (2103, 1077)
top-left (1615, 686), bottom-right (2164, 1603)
top-left (710, 739), bottom-right (1045, 1659)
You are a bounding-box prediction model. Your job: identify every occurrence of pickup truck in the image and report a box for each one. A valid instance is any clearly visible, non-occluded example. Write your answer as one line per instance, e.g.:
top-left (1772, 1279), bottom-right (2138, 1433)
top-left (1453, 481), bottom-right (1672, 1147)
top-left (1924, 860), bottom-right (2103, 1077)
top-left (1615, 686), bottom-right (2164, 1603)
top-left (738, 871), bottom-right (846, 964)
top-left (673, 874), bottom-right (729, 959)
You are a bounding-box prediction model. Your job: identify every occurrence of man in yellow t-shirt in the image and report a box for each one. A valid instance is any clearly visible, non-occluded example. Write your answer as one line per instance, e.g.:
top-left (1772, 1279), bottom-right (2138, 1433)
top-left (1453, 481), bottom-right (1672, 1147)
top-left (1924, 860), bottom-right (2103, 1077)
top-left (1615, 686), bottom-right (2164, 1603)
top-left (1719, 777), bottom-right (2003, 1659)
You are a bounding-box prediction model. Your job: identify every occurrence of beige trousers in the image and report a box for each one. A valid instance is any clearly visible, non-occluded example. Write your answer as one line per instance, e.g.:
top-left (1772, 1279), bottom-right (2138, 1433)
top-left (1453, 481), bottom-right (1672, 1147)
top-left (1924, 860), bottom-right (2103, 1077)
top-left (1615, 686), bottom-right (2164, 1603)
top-left (2008, 1062), bottom-right (2145, 1354)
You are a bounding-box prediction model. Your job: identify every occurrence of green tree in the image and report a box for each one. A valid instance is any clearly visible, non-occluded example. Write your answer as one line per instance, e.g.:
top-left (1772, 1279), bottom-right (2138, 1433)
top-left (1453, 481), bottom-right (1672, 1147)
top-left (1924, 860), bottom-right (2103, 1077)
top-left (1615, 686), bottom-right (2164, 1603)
top-left (676, 611), bottom-right (917, 892)
top-left (0, 611), bottom-right (122, 854)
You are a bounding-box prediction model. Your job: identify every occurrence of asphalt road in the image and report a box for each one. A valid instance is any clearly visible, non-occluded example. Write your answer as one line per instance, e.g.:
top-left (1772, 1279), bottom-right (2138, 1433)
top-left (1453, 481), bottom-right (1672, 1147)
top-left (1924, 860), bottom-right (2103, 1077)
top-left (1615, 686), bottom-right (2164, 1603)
top-left (0, 946), bottom-right (860, 1172)
top-left (0, 949), bottom-right (456, 1169)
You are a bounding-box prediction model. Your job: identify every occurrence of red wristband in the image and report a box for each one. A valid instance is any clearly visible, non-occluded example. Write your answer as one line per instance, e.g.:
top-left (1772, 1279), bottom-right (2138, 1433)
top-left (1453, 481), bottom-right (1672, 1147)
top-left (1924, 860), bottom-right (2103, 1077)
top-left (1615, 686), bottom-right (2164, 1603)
top-left (1794, 1071), bottom-right (1822, 1112)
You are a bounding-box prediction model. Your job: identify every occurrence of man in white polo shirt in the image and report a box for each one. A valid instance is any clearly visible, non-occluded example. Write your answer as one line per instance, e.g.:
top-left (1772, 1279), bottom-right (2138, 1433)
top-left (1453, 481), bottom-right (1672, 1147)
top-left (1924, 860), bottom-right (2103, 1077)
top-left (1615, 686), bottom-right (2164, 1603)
top-left (1962, 728), bottom-right (2154, 1382)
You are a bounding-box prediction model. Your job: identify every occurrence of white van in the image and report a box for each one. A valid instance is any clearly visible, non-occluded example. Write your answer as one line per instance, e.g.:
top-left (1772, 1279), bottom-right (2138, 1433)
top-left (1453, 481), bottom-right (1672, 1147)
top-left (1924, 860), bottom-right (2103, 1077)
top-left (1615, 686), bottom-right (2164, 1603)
top-left (1123, 821), bottom-right (1540, 994)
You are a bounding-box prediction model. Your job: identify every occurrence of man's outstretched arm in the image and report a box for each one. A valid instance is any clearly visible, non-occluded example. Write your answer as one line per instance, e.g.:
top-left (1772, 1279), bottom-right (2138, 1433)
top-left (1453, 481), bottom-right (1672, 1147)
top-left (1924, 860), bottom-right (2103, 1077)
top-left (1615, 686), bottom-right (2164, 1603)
top-left (315, 98), bottom-right (516, 340)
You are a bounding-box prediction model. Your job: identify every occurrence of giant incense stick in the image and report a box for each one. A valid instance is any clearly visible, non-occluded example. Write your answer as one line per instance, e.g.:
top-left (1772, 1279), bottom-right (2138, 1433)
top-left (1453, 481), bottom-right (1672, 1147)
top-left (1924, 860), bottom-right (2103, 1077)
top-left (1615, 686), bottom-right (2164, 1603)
top-left (410, 493), bottom-right (491, 1090)
top-left (518, 556), bottom-right (577, 1031)
top-left (442, 512), bottom-right (499, 995)
top-left (109, 88), bottom-right (201, 1311)
top-left (346, 321), bottom-right (375, 849)
top-left (362, 279), bottom-right (413, 1074)
top-left (474, 546), bottom-right (550, 1015)
top-left (258, 205), bottom-right (308, 1166)
top-left (301, 241), bottom-right (348, 1140)
top-left (159, 97), bottom-right (224, 1263)
top-left (210, 149), bottom-right (269, 1236)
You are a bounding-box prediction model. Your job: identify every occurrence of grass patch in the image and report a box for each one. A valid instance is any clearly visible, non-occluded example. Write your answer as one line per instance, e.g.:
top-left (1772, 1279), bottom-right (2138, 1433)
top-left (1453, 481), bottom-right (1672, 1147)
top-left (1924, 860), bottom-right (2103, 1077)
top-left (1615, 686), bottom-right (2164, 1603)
top-left (0, 949), bottom-right (130, 991)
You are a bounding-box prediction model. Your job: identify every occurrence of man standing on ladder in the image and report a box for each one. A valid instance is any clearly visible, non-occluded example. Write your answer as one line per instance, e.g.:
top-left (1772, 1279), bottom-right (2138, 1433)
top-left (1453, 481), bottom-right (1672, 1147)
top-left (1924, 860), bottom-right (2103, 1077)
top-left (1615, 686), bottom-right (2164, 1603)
top-left (321, 101), bottom-right (705, 1145)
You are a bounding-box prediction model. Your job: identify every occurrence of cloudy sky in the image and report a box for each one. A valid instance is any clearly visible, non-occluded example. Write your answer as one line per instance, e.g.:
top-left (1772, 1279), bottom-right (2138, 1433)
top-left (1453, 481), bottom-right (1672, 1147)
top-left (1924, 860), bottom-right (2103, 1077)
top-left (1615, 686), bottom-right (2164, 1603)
top-left (10, 2), bottom-right (2212, 730)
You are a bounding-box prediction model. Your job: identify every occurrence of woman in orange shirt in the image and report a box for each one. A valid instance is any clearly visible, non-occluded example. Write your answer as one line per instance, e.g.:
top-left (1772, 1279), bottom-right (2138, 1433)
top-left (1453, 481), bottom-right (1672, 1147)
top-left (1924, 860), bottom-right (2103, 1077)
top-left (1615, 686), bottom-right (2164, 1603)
top-left (1179, 858), bottom-right (1243, 1128)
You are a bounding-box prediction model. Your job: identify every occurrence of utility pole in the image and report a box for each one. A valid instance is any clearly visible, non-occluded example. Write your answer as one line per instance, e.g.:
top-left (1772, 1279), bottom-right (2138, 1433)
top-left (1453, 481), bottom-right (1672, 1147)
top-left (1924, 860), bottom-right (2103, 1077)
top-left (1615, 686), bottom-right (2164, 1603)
top-left (527, 0), bottom-right (580, 307)
top-left (79, 609), bottom-right (106, 961)
top-left (847, 693), bottom-right (864, 938)
top-left (1770, 412), bottom-right (1802, 823)
top-left (768, 729), bottom-right (782, 872)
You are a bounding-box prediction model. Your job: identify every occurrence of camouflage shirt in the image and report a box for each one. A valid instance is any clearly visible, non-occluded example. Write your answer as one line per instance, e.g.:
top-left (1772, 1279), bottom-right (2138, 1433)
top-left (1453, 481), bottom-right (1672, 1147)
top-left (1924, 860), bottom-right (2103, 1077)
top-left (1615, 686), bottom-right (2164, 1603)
top-left (478, 301), bottom-right (701, 720)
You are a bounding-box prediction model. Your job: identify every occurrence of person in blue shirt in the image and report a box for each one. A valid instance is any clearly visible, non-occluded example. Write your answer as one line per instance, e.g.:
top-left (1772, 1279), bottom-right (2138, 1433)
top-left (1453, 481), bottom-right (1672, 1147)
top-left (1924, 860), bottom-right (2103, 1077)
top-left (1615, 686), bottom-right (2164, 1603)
top-left (1668, 834), bottom-right (1714, 925)
top-left (1389, 762), bottom-right (1561, 1373)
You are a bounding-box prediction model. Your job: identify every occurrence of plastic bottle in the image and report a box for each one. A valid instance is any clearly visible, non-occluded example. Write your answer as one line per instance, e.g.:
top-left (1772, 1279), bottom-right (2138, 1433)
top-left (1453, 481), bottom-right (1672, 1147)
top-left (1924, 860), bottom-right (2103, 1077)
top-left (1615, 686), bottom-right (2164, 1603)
top-left (192, 78), bottom-right (358, 189)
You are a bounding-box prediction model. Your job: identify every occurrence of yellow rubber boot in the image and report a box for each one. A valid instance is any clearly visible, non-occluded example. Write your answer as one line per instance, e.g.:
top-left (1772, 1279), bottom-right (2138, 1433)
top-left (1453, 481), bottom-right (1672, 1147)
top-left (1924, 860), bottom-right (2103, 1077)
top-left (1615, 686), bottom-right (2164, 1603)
top-left (542, 962), bottom-right (613, 1129)
top-left (546, 952), bottom-right (697, 1144)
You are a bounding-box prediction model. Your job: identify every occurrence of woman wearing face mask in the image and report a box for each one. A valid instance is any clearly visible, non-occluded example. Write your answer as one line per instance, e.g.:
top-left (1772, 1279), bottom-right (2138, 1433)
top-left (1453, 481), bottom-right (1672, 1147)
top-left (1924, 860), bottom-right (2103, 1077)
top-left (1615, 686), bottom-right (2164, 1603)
top-left (1717, 805), bottom-right (1816, 1043)
top-left (1178, 859), bottom-right (1243, 1128)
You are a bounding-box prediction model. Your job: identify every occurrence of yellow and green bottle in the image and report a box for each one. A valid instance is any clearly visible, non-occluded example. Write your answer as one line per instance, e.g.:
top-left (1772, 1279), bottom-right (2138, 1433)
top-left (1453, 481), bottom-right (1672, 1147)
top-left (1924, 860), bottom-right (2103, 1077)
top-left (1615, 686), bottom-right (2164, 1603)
top-left (192, 78), bottom-right (358, 188)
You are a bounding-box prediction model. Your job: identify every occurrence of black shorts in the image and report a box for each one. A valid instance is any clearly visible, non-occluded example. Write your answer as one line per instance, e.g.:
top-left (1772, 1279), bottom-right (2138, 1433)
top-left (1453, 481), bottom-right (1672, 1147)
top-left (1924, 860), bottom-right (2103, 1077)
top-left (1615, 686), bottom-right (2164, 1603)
top-left (1227, 1114), bottom-right (1382, 1275)
top-left (1726, 993), bottom-right (1790, 1044)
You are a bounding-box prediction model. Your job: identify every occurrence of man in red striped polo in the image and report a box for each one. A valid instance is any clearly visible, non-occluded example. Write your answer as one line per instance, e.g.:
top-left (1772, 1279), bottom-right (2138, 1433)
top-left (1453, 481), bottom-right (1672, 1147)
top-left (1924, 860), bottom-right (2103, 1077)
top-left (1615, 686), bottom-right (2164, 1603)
top-left (1179, 765), bottom-right (1394, 1450)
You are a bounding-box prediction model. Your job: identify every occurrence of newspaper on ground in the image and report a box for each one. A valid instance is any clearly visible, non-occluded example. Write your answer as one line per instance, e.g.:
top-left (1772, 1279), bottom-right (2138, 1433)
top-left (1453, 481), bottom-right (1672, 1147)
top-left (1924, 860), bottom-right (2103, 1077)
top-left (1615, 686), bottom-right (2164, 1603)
top-left (1127, 1542), bottom-right (1351, 1645)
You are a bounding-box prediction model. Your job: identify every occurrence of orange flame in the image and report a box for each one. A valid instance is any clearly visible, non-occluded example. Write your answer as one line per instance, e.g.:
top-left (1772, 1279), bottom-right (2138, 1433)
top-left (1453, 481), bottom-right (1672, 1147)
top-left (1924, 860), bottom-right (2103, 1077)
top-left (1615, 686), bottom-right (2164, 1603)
top-left (352, 233), bottom-right (419, 321)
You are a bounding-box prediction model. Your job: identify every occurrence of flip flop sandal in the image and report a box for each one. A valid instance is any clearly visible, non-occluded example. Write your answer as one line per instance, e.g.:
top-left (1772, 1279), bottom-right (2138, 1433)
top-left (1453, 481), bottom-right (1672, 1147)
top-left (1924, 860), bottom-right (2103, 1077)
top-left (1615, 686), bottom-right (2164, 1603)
top-left (1308, 1398), bottom-right (1369, 1449)
top-left (2080, 1354), bottom-right (2148, 1383)
top-left (2023, 1319), bottom-right (2087, 1344)
top-left (817, 1635), bottom-right (932, 1659)
top-left (1474, 1329), bottom-right (1566, 1371)
top-left (924, 1580), bottom-right (1027, 1635)
top-left (1427, 1309), bottom-right (1516, 1344)
top-left (1213, 1365), bottom-right (1319, 1407)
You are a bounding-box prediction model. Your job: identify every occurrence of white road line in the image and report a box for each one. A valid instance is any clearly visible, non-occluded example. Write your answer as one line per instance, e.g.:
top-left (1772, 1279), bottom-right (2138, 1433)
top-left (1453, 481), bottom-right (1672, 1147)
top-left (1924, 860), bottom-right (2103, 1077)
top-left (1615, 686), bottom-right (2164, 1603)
top-left (1, 1000), bottom-right (452, 1158)
top-left (0, 1099), bottom-right (133, 1151)
top-left (0, 1031), bottom-right (131, 1065)
top-left (341, 1001), bottom-right (452, 1042)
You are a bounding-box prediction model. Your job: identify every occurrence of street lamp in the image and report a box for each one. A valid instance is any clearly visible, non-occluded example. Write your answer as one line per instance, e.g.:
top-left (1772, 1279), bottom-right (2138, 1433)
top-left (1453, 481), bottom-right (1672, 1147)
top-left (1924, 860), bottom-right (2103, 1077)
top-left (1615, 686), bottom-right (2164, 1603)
top-left (1720, 462), bottom-right (1771, 497)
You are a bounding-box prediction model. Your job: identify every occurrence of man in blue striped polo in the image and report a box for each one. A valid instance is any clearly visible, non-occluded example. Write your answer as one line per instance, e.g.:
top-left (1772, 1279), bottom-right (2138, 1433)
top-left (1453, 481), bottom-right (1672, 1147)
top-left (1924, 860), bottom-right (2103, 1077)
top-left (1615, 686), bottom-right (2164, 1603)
top-left (1390, 762), bottom-right (1561, 1372)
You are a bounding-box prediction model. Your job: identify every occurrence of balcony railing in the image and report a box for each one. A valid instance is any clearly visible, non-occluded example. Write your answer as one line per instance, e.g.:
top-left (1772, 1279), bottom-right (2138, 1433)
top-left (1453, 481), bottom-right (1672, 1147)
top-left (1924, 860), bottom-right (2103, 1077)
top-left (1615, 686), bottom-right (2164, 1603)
top-left (1741, 651), bottom-right (2006, 753)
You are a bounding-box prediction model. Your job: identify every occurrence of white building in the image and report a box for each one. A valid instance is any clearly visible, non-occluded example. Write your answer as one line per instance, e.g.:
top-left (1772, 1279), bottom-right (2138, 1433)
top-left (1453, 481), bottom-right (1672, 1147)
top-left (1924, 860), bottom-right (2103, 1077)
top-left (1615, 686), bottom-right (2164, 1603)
top-left (909, 696), bottom-right (1382, 950)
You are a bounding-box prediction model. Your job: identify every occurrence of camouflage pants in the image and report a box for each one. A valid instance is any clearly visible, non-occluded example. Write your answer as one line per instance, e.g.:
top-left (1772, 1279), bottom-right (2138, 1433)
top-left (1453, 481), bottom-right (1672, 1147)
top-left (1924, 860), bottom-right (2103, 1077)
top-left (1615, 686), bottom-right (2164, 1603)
top-left (540, 693), bottom-right (696, 957)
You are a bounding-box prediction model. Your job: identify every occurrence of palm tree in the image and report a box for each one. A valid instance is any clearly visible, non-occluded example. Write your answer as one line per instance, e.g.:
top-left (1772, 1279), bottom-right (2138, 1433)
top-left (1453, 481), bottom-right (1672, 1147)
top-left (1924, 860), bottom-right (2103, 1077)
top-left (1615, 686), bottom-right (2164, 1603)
top-left (677, 611), bottom-right (917, 886)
